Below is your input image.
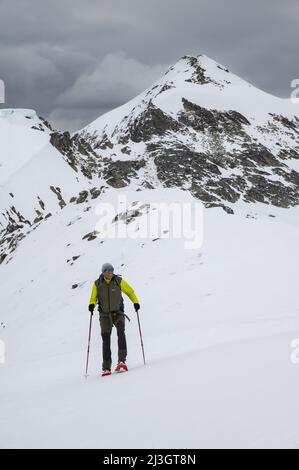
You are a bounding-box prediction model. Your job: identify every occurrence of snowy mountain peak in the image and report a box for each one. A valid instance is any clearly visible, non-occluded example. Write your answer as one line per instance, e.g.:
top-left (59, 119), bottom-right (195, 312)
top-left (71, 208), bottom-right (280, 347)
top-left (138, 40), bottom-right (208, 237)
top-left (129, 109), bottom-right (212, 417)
top-left (78, 55), bottom-right (236, 136)
top-left (71, 53), bottom-right (299, 214)
top-left (161, 54), bottom-right (254, 93)
top-left (81, 52), bottom-right (297, 143)
top-left (164, 54), bottom-right (229, 83)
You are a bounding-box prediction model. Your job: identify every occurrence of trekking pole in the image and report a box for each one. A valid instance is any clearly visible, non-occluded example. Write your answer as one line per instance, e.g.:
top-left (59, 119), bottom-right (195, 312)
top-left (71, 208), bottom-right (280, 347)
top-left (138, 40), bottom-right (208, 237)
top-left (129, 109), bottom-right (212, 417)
top-left (136, 309), bottom-right (146, 365)
top-left (84, 312), bottom-right (93, 379)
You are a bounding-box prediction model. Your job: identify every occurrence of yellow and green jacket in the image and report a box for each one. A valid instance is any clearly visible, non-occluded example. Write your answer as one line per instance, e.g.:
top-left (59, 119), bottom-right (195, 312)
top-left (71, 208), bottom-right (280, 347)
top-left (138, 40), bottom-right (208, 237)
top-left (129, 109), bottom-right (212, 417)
top-left (89, 274), bottom-right (139, 313)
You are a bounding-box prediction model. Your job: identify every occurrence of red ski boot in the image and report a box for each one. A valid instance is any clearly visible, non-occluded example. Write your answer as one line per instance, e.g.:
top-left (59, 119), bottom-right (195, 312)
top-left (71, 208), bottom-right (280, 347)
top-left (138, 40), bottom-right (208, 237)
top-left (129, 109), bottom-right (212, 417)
top-left (115, 362), bottom-right (128, 373)
top-left (101, 369), bottom-right (112, 377)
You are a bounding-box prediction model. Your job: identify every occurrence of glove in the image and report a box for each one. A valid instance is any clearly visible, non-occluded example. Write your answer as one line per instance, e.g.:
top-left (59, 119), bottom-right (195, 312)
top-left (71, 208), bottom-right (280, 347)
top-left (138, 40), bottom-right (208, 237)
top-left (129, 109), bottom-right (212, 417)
top-left (88, 304), bottom-right (95, 314)
top-left (134, 303), bottom-right (140, 312)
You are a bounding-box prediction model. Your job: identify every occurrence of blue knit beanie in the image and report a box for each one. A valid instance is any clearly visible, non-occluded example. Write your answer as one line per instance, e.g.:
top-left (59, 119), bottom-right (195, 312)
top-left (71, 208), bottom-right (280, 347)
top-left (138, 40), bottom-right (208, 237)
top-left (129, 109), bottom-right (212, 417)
top-left (102, 262), bottom-right (114, 273)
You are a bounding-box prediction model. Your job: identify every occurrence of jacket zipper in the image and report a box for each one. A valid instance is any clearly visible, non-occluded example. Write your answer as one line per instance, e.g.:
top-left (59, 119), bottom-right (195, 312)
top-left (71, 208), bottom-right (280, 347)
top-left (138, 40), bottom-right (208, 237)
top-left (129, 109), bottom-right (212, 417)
top-left (108, 282), bottom-right (111, 312)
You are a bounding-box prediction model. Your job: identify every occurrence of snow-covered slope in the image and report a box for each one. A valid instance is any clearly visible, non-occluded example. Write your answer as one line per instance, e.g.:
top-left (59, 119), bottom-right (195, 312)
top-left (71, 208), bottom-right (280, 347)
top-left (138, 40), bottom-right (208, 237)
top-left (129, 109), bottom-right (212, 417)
top-left (0, 109), bottom-right (52, 185)
top-left (0, 108), bottom-right (88, 220)
top-left (1, 188), bottom-right (299, 448)
top-left (0, 109), bottom-right (93, 264)
top-left (1, 54), bottom-right (299, 449)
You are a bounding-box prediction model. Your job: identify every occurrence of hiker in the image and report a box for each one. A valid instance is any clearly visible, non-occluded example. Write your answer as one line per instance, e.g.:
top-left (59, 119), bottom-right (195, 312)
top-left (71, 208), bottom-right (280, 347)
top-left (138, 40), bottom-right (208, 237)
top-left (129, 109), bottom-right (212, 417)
top-left (88, 262), bottom-right (140, 376)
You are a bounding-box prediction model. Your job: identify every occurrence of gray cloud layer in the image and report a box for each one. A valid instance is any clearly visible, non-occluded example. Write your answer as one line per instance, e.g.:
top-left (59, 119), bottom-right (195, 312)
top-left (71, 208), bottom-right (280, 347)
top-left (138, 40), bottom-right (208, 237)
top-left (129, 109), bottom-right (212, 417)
top-left (0, 0), bottom-right (298, 131)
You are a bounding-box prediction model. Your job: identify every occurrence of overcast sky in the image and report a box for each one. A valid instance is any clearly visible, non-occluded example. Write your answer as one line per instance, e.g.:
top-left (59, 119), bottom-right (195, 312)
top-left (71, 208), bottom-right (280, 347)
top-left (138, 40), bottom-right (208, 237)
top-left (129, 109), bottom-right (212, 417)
top-left (0, 0), bottom-right (298, 131)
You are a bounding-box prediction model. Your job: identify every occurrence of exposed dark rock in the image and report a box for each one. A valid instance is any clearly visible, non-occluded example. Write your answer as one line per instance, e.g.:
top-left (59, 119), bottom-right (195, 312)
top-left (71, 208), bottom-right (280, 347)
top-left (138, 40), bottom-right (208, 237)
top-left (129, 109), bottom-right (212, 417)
top-left (50, 131), bottom-right (98, 177)
top-left (121, 146), bottom-right (131, 155)
top-left (38, 197), bottom-right (45, 210)
top-left (82, 231), bottom-right (99, 241)
top-left (128, 103), bottom-right (181, 143)
top-left (38, 117), bottom-right (54, 131)
top-left (76, 191), bottom-right (89, 204)
top-left (49, 186), bottom-right (66, 209)
top-left (31, 124), bottom-right (45, 132)
top-left (154, 146), bottom-right (221, 189)
top-left (67, 255), bottom-right (81, 265)
top-left (50, 132), bottom-right (78, 171)
top-left (277, 148), bottom-right (299, 160)
top-left (269, 113), bottom-right (299, 132)
top-left (240, 145), bottom-right (281, 167)
top-left (33, 215), bottom-right (43, 224)
top-left (179, 98), bottom-right (250, 136)
top-left (209, 178), bottom-right (240, 203)
top-left (184, 56), bottom-right (214, 85)
top-left (0, 253), bottom-right (7, 264)
top-left (90, 187), bottom-right (103, 199)
top-left (93, 132), bottom-right (114, 150)
top-left (245, 175), bottom-right (298, 207)
top-left (104, 159), bottom-right (146, 188)
top-left (157, 83), bottom-right (175, 96)
top-left (112, 204), bottom-right (150, 225)
top-left (273, 167), bottom-right (299, 186)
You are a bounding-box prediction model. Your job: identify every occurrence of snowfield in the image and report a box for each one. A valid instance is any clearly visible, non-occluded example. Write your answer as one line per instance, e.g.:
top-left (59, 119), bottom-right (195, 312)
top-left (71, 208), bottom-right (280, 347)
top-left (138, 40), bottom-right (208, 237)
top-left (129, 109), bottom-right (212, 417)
top-left (1, 54), bottom-right (299, 449)
top-left (1, 187), bottom-right (299, 448)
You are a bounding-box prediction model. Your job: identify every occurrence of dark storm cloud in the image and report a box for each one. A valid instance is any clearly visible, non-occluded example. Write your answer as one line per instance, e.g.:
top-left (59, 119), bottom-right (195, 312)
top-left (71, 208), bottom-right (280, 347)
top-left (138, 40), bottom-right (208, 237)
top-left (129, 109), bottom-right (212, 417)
top-left (0, 0), bottom-right (298, 131)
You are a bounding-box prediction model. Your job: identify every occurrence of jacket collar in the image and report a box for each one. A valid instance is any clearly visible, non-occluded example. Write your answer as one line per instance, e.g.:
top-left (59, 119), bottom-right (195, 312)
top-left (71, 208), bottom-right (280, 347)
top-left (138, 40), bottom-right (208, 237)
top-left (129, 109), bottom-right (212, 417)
top-left (100, 273), bottom-right (114, 284)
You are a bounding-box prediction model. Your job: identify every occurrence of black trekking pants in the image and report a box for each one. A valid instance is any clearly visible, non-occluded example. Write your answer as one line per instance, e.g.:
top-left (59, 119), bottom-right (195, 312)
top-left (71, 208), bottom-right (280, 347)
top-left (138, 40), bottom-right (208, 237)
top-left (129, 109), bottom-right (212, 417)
top-left (99, 313), bottom-right (127, 370)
